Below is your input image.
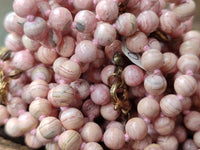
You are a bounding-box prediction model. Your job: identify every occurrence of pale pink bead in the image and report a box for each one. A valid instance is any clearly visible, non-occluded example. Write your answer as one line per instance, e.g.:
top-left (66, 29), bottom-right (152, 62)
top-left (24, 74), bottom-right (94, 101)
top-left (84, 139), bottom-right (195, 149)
top-left (161, 52), bottom-right (178, 73)
top-left (7, 97), bottom-right (27, 117)
top-left (122, 65), bottom-right (144, 87)
top-left (144, 144), bottom-right (163, 150)
top-left (106, 121), bottom-right (125, 132)
top-left (193, 131), bottom-right (200, 147)
top-left (144, 74), bottom-right (167, 96)
top-left (3, 12), bottom-right (25, 35)
top-left (5, 118), bottom-right (24, 137)
top-left (56, 36), bottom-right (75, 57)
top-left (58, 60), bottom-right (81, 83)
top-left (127, 0), bottom-right (141, 16)
top-left (60, 107), bottom-right (84, 130)
top-left (174, 75), bottom-right (197, 97)
top-left (58, 130), bottom-right (82, 150)
top-left (183, 139), bottom-right (198, 150)
top-left (130, 135), bottom-right (152, 150)
top-left (184, 111), bottom-right (200, 131)
top-left (22, 35), bottom-right (40, 52)
top-left (29, 79), bottom-right (49, 99)
top-left (0, 105), bottom-right (9, 126)
top-left (29, 98), bottom-right (52, 119)
top-left (181, 97), bottom-right (192, 111)
top-left (70, 79), bottom-right (90, 100)
top-left (153, 116), bottom-right (175, 135)
top-left (48, 84), bottom-right (75, 107)
top-left (75, 40), bottom-right (97, 63)
top-left (40, 29), bottom-right (62, 49)
top-left (83, 142), bottom-right (103, 150)
top-left (36, 127), bottom-right (52, 144)
top-left (125, 117), bottom-right (148, 140)
top-left (159, 0), bottom-right (166, 10)
top-left (76, 32), bottom-right (93, 43)
top-left (105, 40), bottom-right (122, 60)
top-left (80, 122), bottom-right (102, 142)
top-left (90, 49), bottom-right (105, 68)
top-left (172, 0), bottom-right (196, 22)
top-left (137, 10), bottom-right (159, 34)
top-left (23, 17), bottom-right (49, 41)
top-left (96, 0), bottom-right (118, 22)
top-left (174, 126), bottom-right (187, 143)
top-left (81, 99), bottom-right (100, 119)
top-left (100, 102), bottom-right (120, 121)
top-left (18, 112), bottom-right (38, 133)
top-left (38, 117), bottom-right (62, 139)
top-left (21, 85), bottom-right (33, 104)
top-left (137, 97), bottom-right (160, 120)
top-left (126, 31), bottom-right (148, 53)
top-left (141, 49), bottom-right (163, 72)
top-left (48, 7), bottom-right (72, 32)
top-left (90, 83), bottom-right (110, 105)
top-left (37, 1), bottom-right (51, 19)
top-left (159, 10), bottom-right (179, 34)
top-left (86, 67), bottom-right (102, 83)
top-left (179, 40), bottom-right (200, 56)
top-left (160, 94), bottom-right (182, 117)
top-left (31, 65), bottom-right (52, 82)
top-left (46, 142), bottom-right (61, 150)
top-left (127, 0), bottom-right (140, 9)
top-left (53, 57), bottom-right (68, 74)
top-left (140, 0), bottom-right (161, 14)
top-left (129, 84), bottom-right (146, 98)
top-left (94, 22), bottom-right (117, 46)
top-left (147, 38), bottom-right (161, 51)
top-left (74, 10), bottom-right (97, 33)
top-left (103, 127), bottom-right (125, 149)
top-left (5, 33), bottom-right (24, 51)
top-left (73, 0), bottom-right (94, 10)
top-left (177, 54), bottom-right (200, 74)
top-left (69, 98), bottom-right (83, 109)
top-left (183, 30), bottom-right (200, 45)
top-left (115, 13), bottom-right (137, 36)
top-left (157, 135), bottom-right (178, 150)
top-left (25, 133), bottom-right (43, 149)
top-left (13, 0), bottom-right (37, 18)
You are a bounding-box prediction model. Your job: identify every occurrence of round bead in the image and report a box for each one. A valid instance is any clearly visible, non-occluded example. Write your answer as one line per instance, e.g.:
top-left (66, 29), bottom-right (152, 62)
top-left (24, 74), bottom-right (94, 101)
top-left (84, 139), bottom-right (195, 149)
top-left (193, 131), bottom-right (200, 147)
top-left (161, 52), bottom-right (178, 73)
top-left (183, 139), bottom-right (198, 150)
top-left (83, 142), bottom-right (103, 150)
top-left (144, 144), bottom-right (163, 150)
top-left (179, 40), bottom-right (200, 56)
top-left (0, 105), bottom-right (9, 126)
top-left (22, 35), bottom-right (40, 52)
top-left (25, 133), bottom-right (43, 149)
top-left (174, 126), bottom-right (187, 143)
top-left (184, 111), bottom-right (200, 131)
top-left (157, 135), bottom-right (178, 150)
top-left (5, 118), bottom-right (23, 137)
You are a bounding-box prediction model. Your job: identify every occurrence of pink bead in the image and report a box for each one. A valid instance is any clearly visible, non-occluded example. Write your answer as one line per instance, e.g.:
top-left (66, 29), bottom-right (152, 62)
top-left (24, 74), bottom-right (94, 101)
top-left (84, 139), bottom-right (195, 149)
top-left (37, 1), bottom-right (51, 19)
top-left (21, 85), bottom-right (33, 104)
top-left (25, 133), bottom-right (43, 149)
top-left (159, 10), bottom-right (179, 34)
top-left (38, 117), bottom-right (62, 139)
top-left (174, 126), bottom-right (187, 143)
top-left (174, 75), bottom-right (197, 97)
top-left (60, 107), bottom-right (84, 130)
top-left (105, 40), bottom-right (122, 60)
top-left (183, 30), bottom-right (200, 45)
top-left (75, 40), bottom-right (97, 63)
top-left (153, 116), bottom-right (175, 135)
top-left (70, 79), bottom-right (90, 100)
top-left (100, 102), bottom-right (120, 121)
top-left (181, 97), bottom-right (192, 111)
top-left (106, 121), bottom-right (125, 132)
top-left (58, 130), bottom-right (82, 150)
top-left (23, 17), bottom-right (49, 41)
top-left (137, 97), bottom-right (160, 120)
top-left (22, 35), bottom-right (40, 52)
top-left (122, 65), bottom-right (144, 87)
top-left (81, 99), bottom-right (100, 119)
top-left (179, 40), bottom-right (200, 56)
top-left (56, 36), bottom-right (75, 57)
top-left (83, 142), bottom-right (103, 150)
top-left (58, 60), bottom-right (81, 83)
top-left (157, 135), bottom-right (178, 150)
top-left (18, 112), bottom-right (38, 133)
top-left (144, 144), bottom-right (163, 150)
top-left (53, 57), bottom-right (68, 73)
top-left (7, 97), bottom-right (27, 117)
top-left (5, 117), bottom-right (24, 137)
top-left (130, 135), bottom-right (152, 150)
top-left (76, 32), bottom-right (93, 43)
top-left (103, 127), bottom-right (125, 149)
top-left (129, 84), bottom-right (146, 98)
top-left (90, 83), bottom-right (110, 105)
top-left (69, 98), bottom-right (83, 109)
top-left (29, 98), bottom-right (52, 119)
top-left (0, 105), bottom-right (9, 126)
top-left (5, 33), bottom-right (24, 51)
top-left (126, 31), bottom-right (148, 53)
top-left (13, 0), bottom-right (38, 18)
top-left (36, 127), bottom-right (52, 144)
top-left (183, 139), bottom-right (198, 150)
top-left (141, 49), bottom-right (163, 72)
top-left (140, 0), bottom-right (161, 14)
top-left (147, 38), bottom-right (161, 51)
top-left (3, 12), bottom-right (25, 35)
top-left (90, 49), bottom-right (105, 68)
top-left (74, 10), bottom-right (97, 33)
top-left (94, 22), bottom-right (117, 46)
top-left (48, 7), bottom-right (73, 32)
top-left (125, 117), bottom-right (148, 140)
top-left (193, 131), bottom-right (200, 147)
top-left (177, 54), bottom-right (200, 74)
top-left (80, 122), bottom-right (102, 142)
top-left (161, 52), bottom-right (178, 73)
top-left (160, 94), bottom-right (182, 117)
top-left (184, 111), bottom-right (200, 131)
top-left (96, 0), bottom-right (118, 22)
top-left (46, 142), bottom-right (61, 150)
top-left (137, 10), bottom-right (159, 34)
top-left (48, 84), bottom-right (75, 107)
top-left (100, 65), bottom-right (115, 85)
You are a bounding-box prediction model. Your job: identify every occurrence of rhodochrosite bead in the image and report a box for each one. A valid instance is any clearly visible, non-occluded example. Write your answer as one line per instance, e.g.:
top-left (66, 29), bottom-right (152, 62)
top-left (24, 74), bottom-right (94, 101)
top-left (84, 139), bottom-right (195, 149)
top-left (83, 142), bottom-right (103, 150)
top-left (5, 117), bottom-right (23, 137)
top-left (25, 133), bottom-right (43, 149)
top-left (0, 105), bottom-right (9, 126)
top-left (157, 135), bottom-right (178, 150)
